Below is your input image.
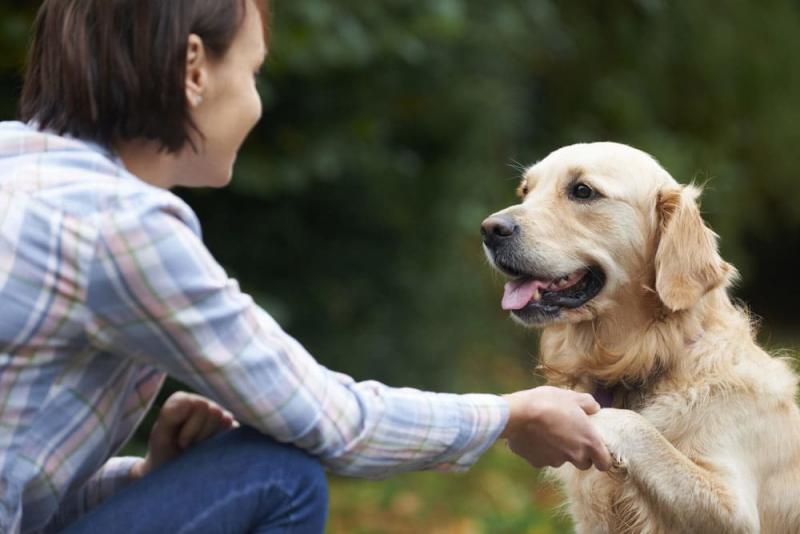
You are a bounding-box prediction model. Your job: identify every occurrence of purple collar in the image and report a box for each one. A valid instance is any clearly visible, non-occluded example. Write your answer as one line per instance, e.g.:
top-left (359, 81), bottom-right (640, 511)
top-left (592, 383), bottom-right (615, 408)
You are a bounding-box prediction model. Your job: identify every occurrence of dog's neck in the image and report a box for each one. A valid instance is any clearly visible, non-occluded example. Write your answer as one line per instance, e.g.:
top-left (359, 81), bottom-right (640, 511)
top-left (590, 380), bottom-right (648, 410)
top-left (538, 284), bottom-right (743, 397)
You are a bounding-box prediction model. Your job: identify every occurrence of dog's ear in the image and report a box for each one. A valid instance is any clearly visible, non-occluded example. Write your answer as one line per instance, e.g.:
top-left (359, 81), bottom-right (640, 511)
top-left (654, 185), bottom-right (733, 311)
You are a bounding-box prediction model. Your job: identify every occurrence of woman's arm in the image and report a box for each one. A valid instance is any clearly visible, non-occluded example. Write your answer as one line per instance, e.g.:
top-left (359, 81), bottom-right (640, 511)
top-left (85, 202), bottom-right (508, 478)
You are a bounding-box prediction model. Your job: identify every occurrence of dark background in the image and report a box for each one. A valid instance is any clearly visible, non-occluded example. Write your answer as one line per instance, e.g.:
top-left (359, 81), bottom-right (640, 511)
top-left (2, 1), bottom-right (797, 390)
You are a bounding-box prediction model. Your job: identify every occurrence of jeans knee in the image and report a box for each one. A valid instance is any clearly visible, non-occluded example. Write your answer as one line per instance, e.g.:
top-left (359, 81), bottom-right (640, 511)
top-left (295, 452), bottom-right (328, 516)
top-left (222, 427), bottom-right (328, 511)
top-left (295, 448), bottom-right (327, 498)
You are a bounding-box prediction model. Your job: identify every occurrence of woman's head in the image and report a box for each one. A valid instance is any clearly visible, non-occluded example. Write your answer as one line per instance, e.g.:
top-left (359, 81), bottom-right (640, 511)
top-left (20, 0), bottom-right (269, 187)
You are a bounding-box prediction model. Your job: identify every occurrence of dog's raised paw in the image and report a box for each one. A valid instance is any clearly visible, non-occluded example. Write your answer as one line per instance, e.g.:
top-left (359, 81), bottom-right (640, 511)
top-left (590, 408), bottom-right (644, 466)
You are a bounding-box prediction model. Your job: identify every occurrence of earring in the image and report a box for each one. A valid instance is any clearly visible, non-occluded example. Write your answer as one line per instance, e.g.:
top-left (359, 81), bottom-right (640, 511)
top-left (193, 95), bottom-right (204, 107)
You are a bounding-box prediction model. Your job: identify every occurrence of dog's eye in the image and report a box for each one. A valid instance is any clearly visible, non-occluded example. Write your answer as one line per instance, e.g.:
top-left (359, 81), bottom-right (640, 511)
top-left (571, 183), bottom-right (596, 201)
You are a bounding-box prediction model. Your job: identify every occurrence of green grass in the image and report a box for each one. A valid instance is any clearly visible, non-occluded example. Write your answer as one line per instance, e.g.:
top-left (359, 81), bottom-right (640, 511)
top-left (327, 444), bottom-right (572, 534)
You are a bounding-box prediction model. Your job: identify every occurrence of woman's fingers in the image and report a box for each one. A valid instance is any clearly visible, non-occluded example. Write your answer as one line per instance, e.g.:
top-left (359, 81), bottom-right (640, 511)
top-left (176, 397), bottom-right (237, 447)
top-left (193, 405), bottom-right (231, 445)
top-left (177, 399), bottom-right (211, 449)
top-left (588, 435), bottom-right (613, 471)
top-left (576, 392), bottom-right (601, 414)
top-left (502, 386), bottom-right (612, 472)
top-left (141, 392), bottom-right (237, 477)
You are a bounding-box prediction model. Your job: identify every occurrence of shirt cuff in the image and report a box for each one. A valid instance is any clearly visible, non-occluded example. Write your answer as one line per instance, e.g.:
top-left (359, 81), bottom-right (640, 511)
top-left (83, 456), bottom-right (142, 510)
top-left (434, 393), bottom-right (509, 472)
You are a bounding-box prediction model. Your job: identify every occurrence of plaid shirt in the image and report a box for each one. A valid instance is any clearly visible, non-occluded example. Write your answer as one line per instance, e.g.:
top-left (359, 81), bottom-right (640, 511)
top-left (0, 122), bottom-right (508, 533)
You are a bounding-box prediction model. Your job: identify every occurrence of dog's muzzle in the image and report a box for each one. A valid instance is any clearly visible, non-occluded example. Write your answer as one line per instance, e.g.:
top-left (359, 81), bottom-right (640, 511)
top-left (480, 213), bottom-right (606, 325)
top-left (480, 214), bottom-right (519, 252)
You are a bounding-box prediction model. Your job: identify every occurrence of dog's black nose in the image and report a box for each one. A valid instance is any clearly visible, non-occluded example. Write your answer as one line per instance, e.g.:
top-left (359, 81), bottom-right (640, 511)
top-left (481, 215), bottom-right (519, 247)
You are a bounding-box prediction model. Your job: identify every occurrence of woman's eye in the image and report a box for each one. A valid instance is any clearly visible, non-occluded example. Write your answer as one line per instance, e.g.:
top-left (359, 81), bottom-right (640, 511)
top-left (571, 182), bottom-right (596, 201)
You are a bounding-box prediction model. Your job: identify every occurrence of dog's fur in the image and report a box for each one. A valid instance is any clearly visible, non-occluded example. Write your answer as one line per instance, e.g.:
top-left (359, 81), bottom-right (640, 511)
top-left (484, 143), bottom-right (800, 533)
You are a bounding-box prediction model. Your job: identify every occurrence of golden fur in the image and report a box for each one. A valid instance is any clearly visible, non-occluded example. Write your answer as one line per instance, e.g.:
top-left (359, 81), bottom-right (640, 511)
top-left (486, 143), bottom-right (800, 533)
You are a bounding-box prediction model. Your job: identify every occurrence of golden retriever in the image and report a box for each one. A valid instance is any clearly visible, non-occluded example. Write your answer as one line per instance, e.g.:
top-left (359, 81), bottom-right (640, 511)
top-left (481, 142), bottom-right (800, 533)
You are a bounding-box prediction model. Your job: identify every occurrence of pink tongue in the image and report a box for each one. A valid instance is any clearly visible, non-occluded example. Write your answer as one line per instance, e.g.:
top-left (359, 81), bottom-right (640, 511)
top-left (502, 279), bottom-right (549, 311)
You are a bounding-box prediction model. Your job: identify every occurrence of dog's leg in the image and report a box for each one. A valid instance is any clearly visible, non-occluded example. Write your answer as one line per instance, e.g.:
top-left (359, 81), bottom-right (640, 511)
top-left (591, 408), bottom-right (759, 534)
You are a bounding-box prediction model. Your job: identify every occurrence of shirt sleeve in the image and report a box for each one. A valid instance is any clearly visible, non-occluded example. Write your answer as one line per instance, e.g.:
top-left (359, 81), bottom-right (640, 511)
top-left (78, 457), bottom-right (140, 508)
top-left (47, 457), bottom-right (141, 529)
top-left (84, 201), bottom-right (508, 478)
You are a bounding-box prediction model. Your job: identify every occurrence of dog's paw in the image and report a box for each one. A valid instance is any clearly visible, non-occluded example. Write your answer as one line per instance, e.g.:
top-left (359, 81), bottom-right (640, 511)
top-left (590, 408), bottom-right (645, 470)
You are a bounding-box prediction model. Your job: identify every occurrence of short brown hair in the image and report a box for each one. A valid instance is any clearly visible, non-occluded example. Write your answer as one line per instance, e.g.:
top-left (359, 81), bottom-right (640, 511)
top-left (19, 0), bottom-right (268, 153)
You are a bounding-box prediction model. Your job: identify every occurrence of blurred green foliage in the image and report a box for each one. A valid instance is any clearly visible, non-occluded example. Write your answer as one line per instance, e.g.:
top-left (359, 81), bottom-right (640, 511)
top-left (205, 0), bottom-right (800, 387)
top-left (2, 0), bottom-right (798, 387)
top-left (327, 443), bottom-right (573, 534)
top-left (2, 1), bottom-right (800, 531)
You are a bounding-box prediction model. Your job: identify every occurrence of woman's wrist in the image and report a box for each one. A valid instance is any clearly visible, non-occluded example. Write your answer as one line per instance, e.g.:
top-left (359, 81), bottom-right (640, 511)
top-left (500, 392), bottom-right (529, 439)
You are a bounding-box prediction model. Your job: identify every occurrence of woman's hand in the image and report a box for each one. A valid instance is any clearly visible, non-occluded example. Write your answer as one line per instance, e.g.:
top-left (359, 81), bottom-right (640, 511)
top-left (131, 392), bottom-right (238, 479)
top-left (501, 386), bottom-right (612, 471)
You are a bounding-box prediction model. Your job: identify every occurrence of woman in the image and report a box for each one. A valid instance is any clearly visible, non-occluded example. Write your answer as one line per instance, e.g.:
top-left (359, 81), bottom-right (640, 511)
top-left (0, 0), bottom-right (611, 532)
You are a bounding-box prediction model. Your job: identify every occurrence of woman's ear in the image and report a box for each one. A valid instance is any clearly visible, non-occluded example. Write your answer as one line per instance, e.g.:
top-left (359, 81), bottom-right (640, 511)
top-left (185, 34), bottom-right (208, 108)
top-left (654, 185), bottom-right (734, 311)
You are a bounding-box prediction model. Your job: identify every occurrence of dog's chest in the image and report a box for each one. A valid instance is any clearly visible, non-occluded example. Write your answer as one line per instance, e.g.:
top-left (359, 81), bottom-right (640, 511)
top-left (559, 465), bottom-right (665, 534)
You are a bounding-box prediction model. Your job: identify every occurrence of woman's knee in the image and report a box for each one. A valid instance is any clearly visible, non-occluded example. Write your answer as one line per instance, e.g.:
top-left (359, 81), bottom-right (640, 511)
top-left (214, 426), bottom-right (328, 504)
top-left (217, 427), bottom-right (328, 530)
top-left (223, 426), bottom-right (324, 469)
top-left (59, 427), bottom-right (328, 534)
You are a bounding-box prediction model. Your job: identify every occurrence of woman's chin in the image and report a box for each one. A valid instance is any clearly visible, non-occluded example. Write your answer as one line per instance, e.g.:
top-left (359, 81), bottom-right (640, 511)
top-left (189, 165), bottom-right (235, 189)
top-left (220, 166), bottom-right (235, 187)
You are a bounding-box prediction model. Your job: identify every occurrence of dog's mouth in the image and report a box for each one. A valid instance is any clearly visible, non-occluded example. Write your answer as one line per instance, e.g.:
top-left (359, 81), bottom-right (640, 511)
top-left (498, 266), bottom-right (606, 324)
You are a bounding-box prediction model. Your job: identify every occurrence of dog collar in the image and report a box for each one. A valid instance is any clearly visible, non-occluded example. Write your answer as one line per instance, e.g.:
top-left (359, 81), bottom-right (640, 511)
top-left (591, 383), bottom-right (615, 408)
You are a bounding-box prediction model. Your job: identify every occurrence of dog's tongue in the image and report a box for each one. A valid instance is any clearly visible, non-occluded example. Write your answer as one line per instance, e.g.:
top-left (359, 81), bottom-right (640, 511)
top-left (502, 278), bottom-right (549, 310)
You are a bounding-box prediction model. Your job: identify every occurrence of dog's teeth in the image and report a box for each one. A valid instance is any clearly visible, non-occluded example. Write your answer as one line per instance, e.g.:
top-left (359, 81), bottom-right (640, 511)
top-left (532, 289), bottom-right (541, 301)
top-left (558, 279), bottom-right (569, 288)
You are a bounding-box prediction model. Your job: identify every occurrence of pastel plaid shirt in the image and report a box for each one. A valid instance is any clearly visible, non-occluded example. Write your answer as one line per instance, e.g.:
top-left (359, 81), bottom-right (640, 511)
top-left (0, 121), bottom-right (508, 533)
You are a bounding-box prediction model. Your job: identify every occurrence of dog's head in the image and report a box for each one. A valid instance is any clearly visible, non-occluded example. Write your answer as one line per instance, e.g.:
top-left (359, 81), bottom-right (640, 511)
top-left (482, 142), bottom-right (734, 328)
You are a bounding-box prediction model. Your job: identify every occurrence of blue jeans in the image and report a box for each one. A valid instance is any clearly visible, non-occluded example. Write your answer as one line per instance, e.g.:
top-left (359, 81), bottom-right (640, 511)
top-left (60, 427), bottom-right (328, 533)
